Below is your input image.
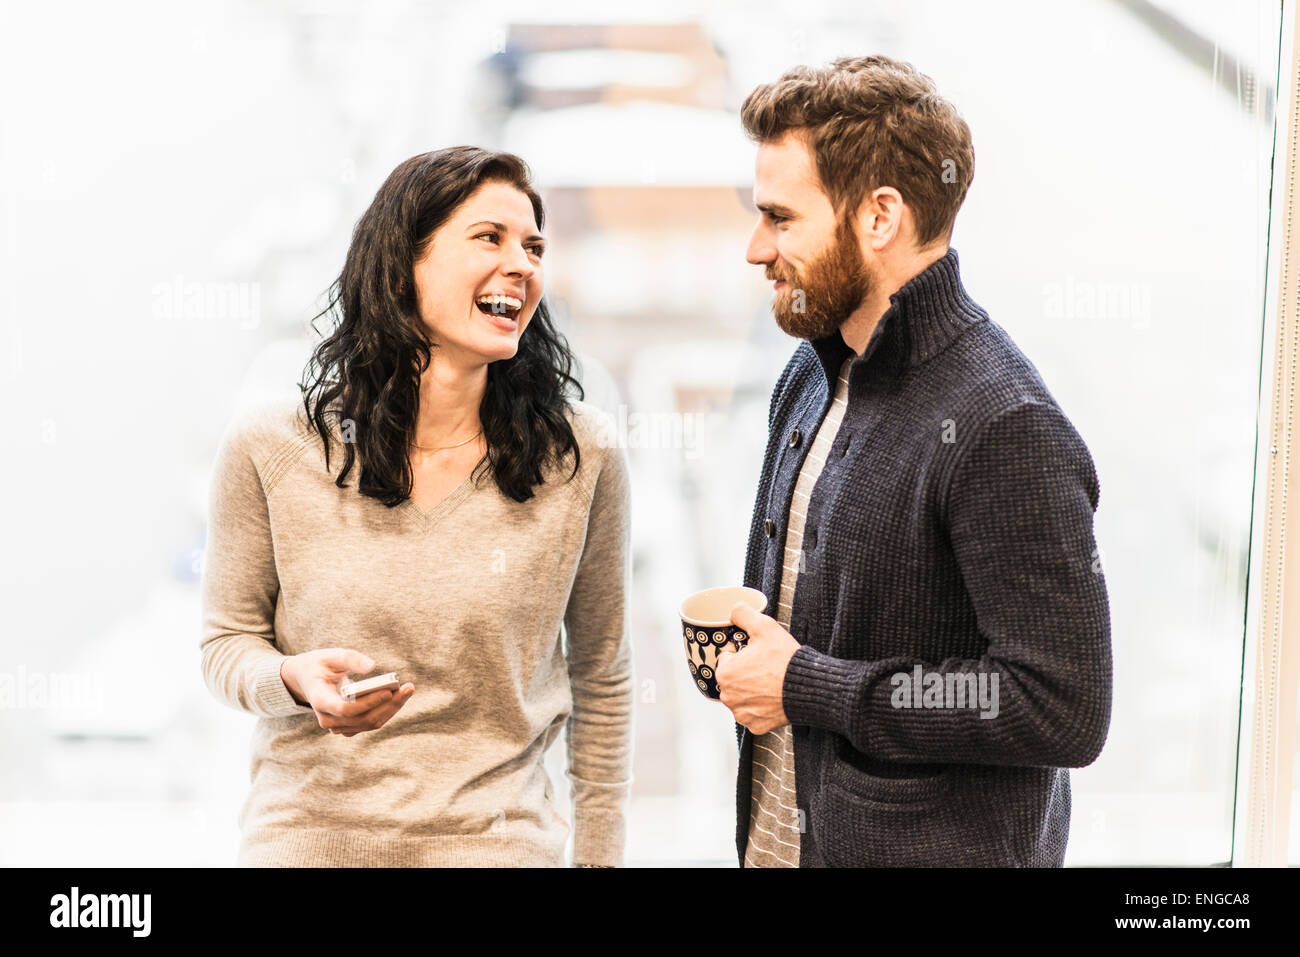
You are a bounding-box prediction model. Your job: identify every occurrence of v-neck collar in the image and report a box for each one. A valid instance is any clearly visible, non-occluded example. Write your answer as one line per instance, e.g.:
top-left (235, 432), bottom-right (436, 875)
top-left (400, 471), bottom-right (477, 529)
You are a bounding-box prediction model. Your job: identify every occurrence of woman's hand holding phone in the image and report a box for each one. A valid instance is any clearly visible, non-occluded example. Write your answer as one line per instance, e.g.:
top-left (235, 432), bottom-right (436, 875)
top-left (280, 649), bottom-right (415, 736)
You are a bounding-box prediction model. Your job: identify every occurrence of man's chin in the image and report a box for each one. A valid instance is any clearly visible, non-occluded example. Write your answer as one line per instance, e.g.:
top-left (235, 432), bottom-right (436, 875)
top-left (773, 310), bottom-right (841, 341)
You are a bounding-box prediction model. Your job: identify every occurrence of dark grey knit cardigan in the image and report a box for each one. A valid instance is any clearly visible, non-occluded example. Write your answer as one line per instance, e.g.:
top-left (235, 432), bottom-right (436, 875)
top-left (736, 248), bottom-right (1112, 867)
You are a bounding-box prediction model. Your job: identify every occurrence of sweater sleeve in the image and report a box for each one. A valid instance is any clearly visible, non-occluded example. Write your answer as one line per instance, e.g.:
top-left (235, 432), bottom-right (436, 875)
top-left (781, 401), bottom-right (1113, 768)
top-left (199, 408), bottom-right (317, 720)
top-left (562, 437), bottom-right (635, 866)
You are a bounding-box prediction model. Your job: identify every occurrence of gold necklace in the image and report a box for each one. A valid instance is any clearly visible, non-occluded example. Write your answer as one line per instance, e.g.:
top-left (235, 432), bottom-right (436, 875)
top-left (410, 428), bottom-right (482, 453)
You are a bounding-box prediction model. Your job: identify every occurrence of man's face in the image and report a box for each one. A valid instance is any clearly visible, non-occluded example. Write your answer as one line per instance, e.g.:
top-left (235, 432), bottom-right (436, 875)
top-left (745, 132), bottom-right (872, 340)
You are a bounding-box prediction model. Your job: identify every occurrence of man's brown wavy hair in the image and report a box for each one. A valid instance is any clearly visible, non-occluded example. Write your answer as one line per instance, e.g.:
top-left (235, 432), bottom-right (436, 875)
top-left (740, 55), bottom-right (974, 246)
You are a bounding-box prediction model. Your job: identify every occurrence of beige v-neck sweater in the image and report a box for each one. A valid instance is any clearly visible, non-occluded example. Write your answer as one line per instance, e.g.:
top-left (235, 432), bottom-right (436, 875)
top-left (199, 393), bottom-right (633, 867)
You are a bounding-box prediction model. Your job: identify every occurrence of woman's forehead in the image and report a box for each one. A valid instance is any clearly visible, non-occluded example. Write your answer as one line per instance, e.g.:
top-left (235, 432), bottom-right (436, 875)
top-left (454, 182), bottom-right (540, 232)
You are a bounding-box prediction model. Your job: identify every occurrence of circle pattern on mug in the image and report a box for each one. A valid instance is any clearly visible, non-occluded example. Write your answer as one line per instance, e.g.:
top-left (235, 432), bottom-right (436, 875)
top-left (680, 587), bottom-right (767, 699)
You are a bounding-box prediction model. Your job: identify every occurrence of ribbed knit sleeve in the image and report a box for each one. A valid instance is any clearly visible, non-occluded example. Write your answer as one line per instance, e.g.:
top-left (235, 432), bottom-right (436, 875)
top-left (562, 436), bottom-right (634, 866)
top-left (199, 407), bottom-right (317, 720)
top-left (781, 400), bottom-right (1112, 768)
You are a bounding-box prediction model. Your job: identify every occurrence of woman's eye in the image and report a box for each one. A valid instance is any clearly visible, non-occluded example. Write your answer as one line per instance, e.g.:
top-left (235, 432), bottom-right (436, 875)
top-left (528, 245), bottom-right (545, 258)
top-left (475, 232), bottom-right (499, 243)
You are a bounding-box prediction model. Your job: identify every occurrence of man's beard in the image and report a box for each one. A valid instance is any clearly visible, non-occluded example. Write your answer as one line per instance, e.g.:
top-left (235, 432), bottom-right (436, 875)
top-left (766, 220), bottom-right (872, 340)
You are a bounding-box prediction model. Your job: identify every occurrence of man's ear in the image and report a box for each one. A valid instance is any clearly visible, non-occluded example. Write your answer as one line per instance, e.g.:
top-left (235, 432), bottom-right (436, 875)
top-left (857, 186), bottom-right (905, 251)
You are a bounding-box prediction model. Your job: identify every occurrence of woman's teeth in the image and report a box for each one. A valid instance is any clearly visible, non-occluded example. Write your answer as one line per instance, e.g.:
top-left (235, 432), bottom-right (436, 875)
top-left (475, 294), bottom-right (522, 318)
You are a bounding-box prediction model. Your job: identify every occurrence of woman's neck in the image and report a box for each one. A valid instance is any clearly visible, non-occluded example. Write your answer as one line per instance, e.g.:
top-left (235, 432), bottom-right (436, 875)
top-left (413, 351), bottom-right (488, 448)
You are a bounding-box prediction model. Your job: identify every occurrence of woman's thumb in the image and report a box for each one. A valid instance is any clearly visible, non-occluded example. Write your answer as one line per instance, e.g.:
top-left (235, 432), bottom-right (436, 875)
top-left (324, 649), bottom-right (374, 674)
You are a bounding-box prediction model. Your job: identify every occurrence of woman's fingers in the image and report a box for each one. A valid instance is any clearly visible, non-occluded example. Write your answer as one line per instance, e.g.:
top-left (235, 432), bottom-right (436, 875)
top-left (315, 648), bottom-right (376, 676)
top-left (326, 684), bottom-right (415, 735)
top-left (336, 686), bottom-right (396, 716)
top-left (314, 686), bottom-right (388, 725)
top-left (353, 684), bottom-right (415, 731)
top-left (312, 670), bottom-right (400, 719)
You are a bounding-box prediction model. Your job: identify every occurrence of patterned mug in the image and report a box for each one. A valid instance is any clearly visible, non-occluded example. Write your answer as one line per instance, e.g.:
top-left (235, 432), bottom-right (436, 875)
top-left (679, 586), bottom-right (768, 700)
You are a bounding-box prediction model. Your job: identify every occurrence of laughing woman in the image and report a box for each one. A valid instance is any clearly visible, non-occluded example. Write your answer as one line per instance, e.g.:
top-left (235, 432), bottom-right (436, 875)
top-left (199, 147), bottom-right (632, 867)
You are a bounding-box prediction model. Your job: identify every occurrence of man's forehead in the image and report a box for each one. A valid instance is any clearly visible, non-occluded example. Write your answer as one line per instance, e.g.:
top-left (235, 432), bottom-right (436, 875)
top-left (753, 132), bottom-right (823, 204)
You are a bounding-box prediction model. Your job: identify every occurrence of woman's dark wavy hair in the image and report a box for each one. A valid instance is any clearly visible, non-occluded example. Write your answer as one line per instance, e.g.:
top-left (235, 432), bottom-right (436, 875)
top-left (299, 146), bottom-right (583, 506)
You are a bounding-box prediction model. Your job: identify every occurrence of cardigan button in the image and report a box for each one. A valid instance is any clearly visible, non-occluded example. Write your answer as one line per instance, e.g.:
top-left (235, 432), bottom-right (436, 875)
top-left (788, 429), bottom-right (802, 448)
top-left (764, 519), bottom-right (776, 538)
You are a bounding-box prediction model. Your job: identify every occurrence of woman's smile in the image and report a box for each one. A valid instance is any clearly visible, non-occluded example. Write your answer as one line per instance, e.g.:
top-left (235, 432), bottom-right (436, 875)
top-left (473, 290), bottom-right (524, 332)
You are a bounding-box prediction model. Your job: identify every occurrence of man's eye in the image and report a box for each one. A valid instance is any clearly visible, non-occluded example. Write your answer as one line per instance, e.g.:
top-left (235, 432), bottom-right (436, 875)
top-left (767, 213), bottom-right (787, 225)
top-left (528, 244), bottom-right (545, 258)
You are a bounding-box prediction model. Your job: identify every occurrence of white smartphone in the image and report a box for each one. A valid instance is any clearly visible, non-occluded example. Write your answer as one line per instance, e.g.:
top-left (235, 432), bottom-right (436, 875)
top-left (339, 672), bottom-right (401, 701)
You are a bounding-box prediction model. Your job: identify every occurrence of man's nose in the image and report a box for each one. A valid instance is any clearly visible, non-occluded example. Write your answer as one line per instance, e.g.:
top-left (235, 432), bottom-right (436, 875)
top-left (746, 222), bottom-right (775, 267)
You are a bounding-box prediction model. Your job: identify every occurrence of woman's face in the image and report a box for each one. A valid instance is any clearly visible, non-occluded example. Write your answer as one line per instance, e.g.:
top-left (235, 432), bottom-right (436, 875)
top-left (412, 181), bottom-right (546, 366)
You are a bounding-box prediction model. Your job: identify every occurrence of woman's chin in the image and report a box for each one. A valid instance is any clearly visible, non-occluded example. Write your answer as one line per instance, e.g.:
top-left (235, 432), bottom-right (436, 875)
top-left (479, 339), bottom-right (520, 363)
top-left (482, 319), bottom-right (529, 359)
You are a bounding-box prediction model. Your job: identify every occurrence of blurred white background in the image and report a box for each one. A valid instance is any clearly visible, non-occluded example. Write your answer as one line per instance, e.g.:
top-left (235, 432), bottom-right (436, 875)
top-left (0, 0), bottom-right (1290, 865)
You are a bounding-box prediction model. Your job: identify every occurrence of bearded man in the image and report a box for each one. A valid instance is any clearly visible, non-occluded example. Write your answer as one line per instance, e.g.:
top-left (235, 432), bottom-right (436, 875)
top-left (715, 55), bottom-right (1113, 868)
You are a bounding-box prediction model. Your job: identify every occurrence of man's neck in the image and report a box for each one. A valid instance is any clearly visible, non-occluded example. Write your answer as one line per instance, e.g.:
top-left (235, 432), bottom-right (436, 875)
top-left (839, 243), bottom-right (950, 354)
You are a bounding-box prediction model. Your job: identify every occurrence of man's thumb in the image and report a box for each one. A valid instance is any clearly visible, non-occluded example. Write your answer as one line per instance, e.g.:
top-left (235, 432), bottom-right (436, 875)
top-left (730, 601), bottom-right (763, 634)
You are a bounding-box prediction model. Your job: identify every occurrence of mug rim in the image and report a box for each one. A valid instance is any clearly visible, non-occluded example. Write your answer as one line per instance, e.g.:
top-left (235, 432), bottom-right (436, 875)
top-left (679, 585), bottom-right (767, 627)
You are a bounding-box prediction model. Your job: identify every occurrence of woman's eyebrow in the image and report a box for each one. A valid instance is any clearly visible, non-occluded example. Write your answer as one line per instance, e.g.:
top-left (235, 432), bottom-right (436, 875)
top-left (465, 220), bottom-right (545, 242)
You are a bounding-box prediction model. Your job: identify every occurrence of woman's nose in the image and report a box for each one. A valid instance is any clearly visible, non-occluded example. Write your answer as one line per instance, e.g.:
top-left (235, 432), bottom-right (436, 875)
top-left (502, 245), bottom-right (536, 279)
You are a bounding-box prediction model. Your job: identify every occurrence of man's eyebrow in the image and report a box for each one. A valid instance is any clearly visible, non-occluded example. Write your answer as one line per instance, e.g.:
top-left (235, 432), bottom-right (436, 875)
top-left (756, 203), bottom-right (797, 218)
top-left (465, 220), bottom-right (545, 242)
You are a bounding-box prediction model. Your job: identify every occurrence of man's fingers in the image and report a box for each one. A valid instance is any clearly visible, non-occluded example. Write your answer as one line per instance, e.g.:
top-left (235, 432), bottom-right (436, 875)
top-left (715, 646), bottom-right (736, 680)
top-left (729, 601), bottom-right (766, 634)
